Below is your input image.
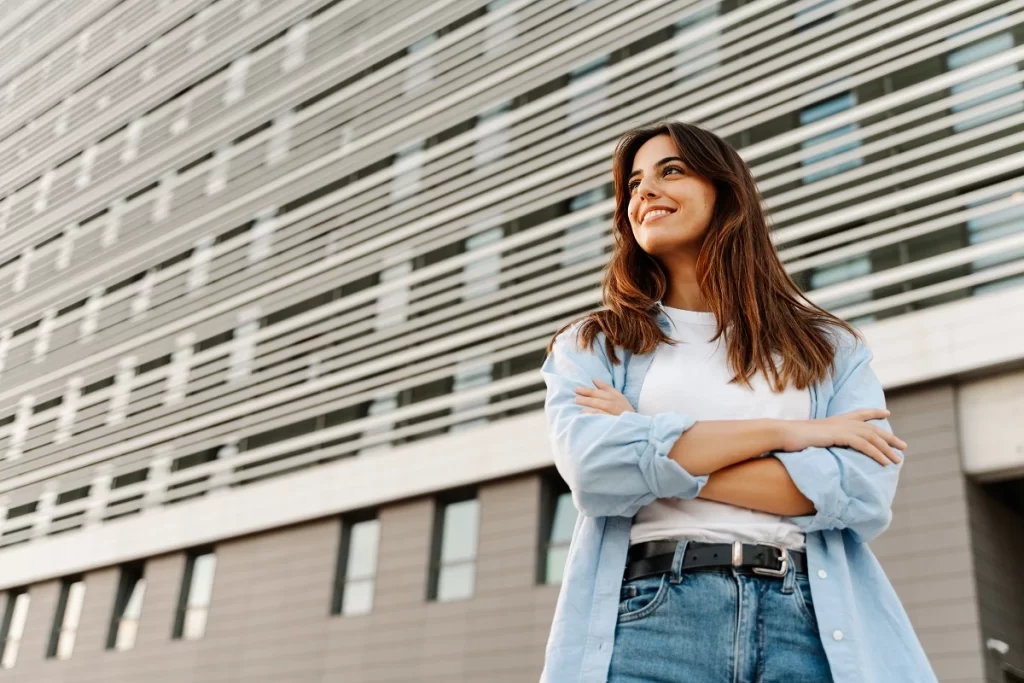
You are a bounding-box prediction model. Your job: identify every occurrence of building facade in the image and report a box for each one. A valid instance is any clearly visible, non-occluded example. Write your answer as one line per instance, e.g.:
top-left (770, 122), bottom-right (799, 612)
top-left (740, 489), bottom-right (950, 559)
top-left (0, 0), bottom-right (1021, 681)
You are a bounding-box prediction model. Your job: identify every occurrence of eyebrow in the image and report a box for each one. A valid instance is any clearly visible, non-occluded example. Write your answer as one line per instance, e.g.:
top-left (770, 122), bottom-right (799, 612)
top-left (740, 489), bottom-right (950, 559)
top-left (629, 156), bottom-right (686, 180)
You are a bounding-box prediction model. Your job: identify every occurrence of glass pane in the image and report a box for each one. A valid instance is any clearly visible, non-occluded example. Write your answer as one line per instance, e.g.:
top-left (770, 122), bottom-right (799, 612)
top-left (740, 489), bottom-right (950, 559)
top-left (341, 579), bottom-right (374, 616)
top-left (545, 545), bottom-right (571, 585)
top-left (9, 593), bottom-right (30, 639)
top-left (947, 33), bottom-right (1023, 132)
top-left (62, 582), bottom-right (86, 630)
top-left (115, 618), bottom-right (138, 651)
top-left (123, 578), bottom-right (146, 620)
top-left (810, 255), bottom-right (872, 308)
top-left (345, 520), bottom-right (380, 581)
top-left (440, 499), bottom-right (479, 563)
top-left (1, 639), bottom-right (19, 669)
top-left (56, 629), bottom-right (75, 660)
top-left (549, 493), bottom-right (577, 543)
top-left (436, 562), bottom-right (475, 602)
top-left (188, 554), bottom-right (216, 607)
top-left (182, 606), bottom-right (207, 640)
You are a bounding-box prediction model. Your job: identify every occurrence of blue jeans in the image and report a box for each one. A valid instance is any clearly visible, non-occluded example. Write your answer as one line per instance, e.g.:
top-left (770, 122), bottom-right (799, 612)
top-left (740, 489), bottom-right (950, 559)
top-left (608, 541), bottom-right (834, 683)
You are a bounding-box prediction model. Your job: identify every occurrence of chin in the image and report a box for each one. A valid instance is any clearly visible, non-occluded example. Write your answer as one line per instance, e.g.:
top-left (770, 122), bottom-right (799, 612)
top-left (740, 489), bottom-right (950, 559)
top-left (637, 228), bottom-right (702, 256)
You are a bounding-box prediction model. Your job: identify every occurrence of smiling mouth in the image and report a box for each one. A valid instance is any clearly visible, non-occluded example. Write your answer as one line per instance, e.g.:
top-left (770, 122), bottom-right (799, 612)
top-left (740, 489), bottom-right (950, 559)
top-left (642, 210), bottom-right (676, 224)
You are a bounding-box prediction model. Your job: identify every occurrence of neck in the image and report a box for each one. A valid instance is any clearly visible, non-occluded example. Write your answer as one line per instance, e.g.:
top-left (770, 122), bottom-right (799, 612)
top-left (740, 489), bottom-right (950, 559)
top-left (658, 250), bottom-right (709, 312)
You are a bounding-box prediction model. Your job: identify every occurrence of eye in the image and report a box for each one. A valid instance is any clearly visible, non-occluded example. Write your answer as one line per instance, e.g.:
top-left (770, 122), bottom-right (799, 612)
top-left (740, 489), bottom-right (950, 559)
top-left (627, 165), bottom-right (684, 193)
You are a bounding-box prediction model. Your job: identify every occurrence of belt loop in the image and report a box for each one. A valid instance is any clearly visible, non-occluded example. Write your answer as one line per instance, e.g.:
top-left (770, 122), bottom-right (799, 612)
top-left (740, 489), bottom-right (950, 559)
top-left (669, 540), bottom-right (689, 584)
top-left (781, 549), bottom-right (796, 594)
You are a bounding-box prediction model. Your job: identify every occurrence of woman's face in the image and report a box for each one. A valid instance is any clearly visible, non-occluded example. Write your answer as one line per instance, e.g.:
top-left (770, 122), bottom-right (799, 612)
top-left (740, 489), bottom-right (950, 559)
top-left (627, 134), bottom-right (717, 258)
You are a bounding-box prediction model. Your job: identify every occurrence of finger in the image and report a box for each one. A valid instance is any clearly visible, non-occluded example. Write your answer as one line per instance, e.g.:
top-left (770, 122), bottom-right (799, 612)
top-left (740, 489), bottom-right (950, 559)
top-left (575, 395), bottom-right (612, 411)
top-left (843, 408), bottom-right (891, 422)
top-left (866, 432), bottom-right (900, 464)
top-left (871, 424), bottom-right (908, 452)
top-left (850, 436), bottom-right (889, 466)
top-left (870, 427), bottom-right (905, 462)
top-left (576, 385), bottom-right (614, 398)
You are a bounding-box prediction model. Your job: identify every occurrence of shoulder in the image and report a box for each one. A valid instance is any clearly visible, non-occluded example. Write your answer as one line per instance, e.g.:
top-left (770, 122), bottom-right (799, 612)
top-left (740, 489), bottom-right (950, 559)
top-left (826, 325), bottom-right (874, 384)
top-left (546, 318), bottom-right (617, 371)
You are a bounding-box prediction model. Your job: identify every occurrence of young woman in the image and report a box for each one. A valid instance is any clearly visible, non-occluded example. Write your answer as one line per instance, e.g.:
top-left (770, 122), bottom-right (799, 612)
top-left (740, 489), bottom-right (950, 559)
top-left (539, 121), bottom-right (937, 683)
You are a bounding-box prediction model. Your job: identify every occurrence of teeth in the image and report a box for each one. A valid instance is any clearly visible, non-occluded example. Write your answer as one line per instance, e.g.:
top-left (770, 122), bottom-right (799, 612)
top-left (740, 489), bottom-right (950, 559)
top-left (643, 209), bottom-right (673, 222)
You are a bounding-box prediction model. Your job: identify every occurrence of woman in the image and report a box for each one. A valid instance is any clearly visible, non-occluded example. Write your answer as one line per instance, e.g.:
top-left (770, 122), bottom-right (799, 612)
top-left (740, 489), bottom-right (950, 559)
top-left (539, 121), bottom-right (937, 683)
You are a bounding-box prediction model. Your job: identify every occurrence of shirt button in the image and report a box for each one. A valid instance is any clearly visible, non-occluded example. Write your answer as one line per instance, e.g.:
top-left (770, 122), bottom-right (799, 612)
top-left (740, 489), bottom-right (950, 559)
top-left (818, 569), bottom-right (828, 579)
top-left (833, 630), bottom-right (844, 641)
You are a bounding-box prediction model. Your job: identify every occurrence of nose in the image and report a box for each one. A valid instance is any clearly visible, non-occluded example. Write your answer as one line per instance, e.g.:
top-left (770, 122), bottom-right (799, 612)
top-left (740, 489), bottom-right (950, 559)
top-left (634, 174), bottom-right (660, 198)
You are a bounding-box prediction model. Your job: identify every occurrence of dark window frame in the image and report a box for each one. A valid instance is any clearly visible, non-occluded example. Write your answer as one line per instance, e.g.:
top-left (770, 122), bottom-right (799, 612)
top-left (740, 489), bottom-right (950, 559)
top-left (427, 487), bottom-right (479, 602)
top-left (172, 547), bottom-right (216, 640)
top-left (537, 472), bottom-right (575, 585)
top-left (0, 587), bottom-right (29, 667)
top-left (46, 575), bottom-right (85, 659)
top-left (106, 562), bottom-right (145, 650)
top-left (330, 508), bottom-right (380, 616)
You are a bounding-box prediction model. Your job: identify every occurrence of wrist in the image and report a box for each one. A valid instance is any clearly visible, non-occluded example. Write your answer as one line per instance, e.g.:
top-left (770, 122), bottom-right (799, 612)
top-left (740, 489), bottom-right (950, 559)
top-left (762, 419), bottom-right (789, 453)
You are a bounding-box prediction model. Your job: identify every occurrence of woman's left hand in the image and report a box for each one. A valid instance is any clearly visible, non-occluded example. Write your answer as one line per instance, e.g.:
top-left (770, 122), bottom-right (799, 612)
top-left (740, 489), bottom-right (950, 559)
top-left (574, 378), bottom-right (635, 416)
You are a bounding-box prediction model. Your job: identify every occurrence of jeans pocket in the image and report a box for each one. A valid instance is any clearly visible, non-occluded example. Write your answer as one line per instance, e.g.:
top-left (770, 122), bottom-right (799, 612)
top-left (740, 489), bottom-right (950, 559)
top-left (791, 574), bottom-right (819, 630)
top-left (617, 574), bottom-right (669, 624)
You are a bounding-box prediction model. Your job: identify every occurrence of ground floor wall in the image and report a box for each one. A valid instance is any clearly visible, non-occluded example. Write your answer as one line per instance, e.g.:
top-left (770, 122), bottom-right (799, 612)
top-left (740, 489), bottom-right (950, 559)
top-left (0, 381), bottom-right (1019, 683)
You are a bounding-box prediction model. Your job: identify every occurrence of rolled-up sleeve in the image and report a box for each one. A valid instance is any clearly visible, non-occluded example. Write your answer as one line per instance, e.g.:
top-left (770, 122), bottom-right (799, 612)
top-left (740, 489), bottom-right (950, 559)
top-left (541, 325), bottom-right (708, 518)
top-left (773, 336), bottom-right (902, 544)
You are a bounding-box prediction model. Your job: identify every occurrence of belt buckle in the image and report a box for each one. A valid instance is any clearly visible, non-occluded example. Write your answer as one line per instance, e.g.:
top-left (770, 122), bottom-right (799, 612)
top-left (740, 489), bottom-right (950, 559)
top-left (751, 543), bottom-right (788, 578)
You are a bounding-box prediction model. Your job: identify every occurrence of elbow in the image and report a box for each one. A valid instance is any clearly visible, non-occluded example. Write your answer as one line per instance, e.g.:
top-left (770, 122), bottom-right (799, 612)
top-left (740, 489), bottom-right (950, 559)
top-left (839, 494), bottom-right (894, 543)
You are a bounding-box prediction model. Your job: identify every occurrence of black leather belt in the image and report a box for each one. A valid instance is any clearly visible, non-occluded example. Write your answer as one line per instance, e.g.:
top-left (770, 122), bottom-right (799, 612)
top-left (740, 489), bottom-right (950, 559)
top-left (624, 540), bottom-right (807, 582)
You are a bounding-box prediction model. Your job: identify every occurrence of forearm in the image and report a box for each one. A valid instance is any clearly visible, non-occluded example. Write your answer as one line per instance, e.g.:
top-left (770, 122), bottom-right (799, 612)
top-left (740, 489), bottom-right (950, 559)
top-left (668, 419), bottom-right (786, 476)
top-left (697, 455), bottom-right (816, 516)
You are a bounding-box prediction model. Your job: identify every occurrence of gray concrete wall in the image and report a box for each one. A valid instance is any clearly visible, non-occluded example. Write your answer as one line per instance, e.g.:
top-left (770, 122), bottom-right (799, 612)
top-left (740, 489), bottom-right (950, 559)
top-left (0, 381), bottom-right (1016, 683)
top-left (0, 478), bottom-right (558, 683)
top-left (874, 383), bottom-right (987, 683)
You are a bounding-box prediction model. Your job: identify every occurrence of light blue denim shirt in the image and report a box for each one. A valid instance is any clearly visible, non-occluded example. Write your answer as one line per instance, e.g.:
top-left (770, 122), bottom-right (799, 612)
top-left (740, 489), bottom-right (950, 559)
top-left (538, 304), bottom-right (937, 683)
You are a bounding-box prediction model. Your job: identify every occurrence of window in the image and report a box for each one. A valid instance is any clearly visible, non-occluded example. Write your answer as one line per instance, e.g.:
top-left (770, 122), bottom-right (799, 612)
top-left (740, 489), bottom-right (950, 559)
top-left (946, 29), bottom-right (1022, 132)
top-left (484, 0), bottom-right (517, 57)
top-left (450, 350), bottom-right (493, 432)
top-left (473, 101), bottom-right (511, 170)
top-left (462, 225), bottom-right (503, 300)
top-left (0, 589), bottom-right (29, 669)
top-left (358, 392), bottom-right (398, 456)
top-left (402, 33), bottom-right (436, 98)
top-left (390, 139), bottom-right (426, 204)
top-left (794, 0), bottom-right (851, 32)
top-left (375, 255), bottom-right (413, 330)
top-left (567, 56), bottom-right (609, 132)
top-left (47, 577), bottom-right (86, 660)
top-left (538, 476), bottom-right (577, 585)
top-left (560, 186), bottom-right (610, 267)
top-left (809, 254), bottom-right (875, 323)
top-left (965, 191), bottom-right (1024, 293)
top-left (173, 550), bottom-right (216, 640)
top-left (332, 515), bottom-right (380, 616)
top-left (428, 495), bottom-right (479, 602)
top-left (799, 91), bottom-right (863, 184)
top-left (107, 564), bottom-right (146, 651)
top-left (674, 1), bottom-right (721, 84)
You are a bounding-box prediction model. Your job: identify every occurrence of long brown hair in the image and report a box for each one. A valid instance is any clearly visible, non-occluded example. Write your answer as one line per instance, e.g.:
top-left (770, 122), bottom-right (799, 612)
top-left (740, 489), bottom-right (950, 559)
top-left (546, 120), bottom-right (859, 392)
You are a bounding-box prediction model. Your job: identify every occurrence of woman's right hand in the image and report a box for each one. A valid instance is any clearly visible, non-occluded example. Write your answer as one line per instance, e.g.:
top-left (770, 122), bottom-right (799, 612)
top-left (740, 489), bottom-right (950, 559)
top-left (779, 409), bottom-right (906, 466)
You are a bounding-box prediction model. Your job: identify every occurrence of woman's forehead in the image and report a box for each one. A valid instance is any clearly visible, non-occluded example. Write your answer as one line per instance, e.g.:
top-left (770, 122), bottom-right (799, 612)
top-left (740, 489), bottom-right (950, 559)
top-left (631, 135), bottom-right (681, 170)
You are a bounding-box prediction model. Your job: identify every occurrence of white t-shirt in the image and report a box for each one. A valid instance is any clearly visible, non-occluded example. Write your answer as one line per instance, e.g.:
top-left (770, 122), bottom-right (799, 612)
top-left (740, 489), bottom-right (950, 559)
top-left (629, 305), bottom-right (809, 550)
